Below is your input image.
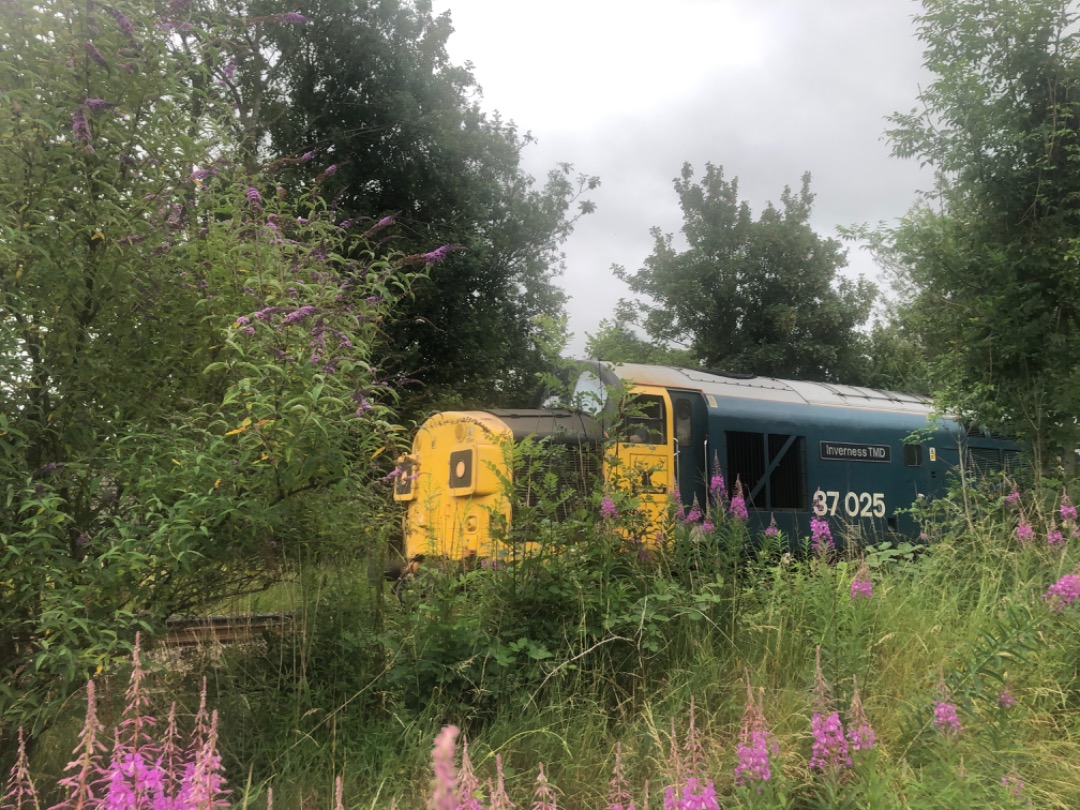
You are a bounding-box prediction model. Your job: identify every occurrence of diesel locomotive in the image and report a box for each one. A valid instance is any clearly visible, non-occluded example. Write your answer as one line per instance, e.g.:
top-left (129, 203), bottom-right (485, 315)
top-left (391, 361), bottom-right (1020, 563)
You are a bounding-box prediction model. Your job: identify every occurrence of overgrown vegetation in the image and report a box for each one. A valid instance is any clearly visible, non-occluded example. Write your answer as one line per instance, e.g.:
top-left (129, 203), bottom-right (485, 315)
top-left (8, 460), bottom-right (1080, 808)
top-left (6, 0), bottom-right (1080, 808)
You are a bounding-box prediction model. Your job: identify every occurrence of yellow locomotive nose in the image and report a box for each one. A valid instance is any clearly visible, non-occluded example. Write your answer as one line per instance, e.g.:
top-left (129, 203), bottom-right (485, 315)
top-left (396, 411), bottom-right (514, 564)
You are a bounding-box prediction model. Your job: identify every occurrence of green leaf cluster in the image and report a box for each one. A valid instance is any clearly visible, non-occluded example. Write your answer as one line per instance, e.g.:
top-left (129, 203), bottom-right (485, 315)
top-left (613, 164), bottom-right (877, 381)
top-left (0, 0), bottom-right (421, 750)
top-left (883, 0), bottom-right (1080, 469)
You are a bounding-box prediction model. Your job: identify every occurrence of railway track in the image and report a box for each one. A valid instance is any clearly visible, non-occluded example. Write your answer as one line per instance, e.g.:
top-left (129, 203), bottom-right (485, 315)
top-left (162, 612), bottom-right (295, 647)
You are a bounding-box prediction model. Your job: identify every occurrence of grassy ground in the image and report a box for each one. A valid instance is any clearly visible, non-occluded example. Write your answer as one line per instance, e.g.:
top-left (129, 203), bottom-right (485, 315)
top-left (20, 476), bottom-right (1080, 809)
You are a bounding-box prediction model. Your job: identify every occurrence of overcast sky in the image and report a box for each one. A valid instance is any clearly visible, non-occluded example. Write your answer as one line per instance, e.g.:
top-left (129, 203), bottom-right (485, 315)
top-left (430, 0), bottom-right (935, 355)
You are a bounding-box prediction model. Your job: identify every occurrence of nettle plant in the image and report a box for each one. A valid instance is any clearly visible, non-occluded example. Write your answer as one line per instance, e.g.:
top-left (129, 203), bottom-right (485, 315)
top-left (0, 0), bottom-right (434, 751)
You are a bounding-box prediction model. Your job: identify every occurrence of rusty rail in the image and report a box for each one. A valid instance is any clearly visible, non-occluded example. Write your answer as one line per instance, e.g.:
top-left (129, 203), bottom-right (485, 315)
top-left (162, 612), bottom-right (295, 647)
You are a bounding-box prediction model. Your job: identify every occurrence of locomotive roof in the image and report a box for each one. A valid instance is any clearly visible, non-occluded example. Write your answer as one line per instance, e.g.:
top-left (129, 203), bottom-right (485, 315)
top-left (592, 361), bottom-right (935, 416)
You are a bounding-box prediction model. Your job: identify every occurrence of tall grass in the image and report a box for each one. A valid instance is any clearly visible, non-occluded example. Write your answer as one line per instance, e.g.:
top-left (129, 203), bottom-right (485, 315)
top-left (9, 473), bottom-right (1080, 808)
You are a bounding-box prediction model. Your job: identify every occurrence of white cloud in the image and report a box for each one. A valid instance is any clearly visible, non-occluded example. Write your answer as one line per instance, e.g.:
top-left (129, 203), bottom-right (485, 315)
top-left (433, 0), bottom-right (935, 353)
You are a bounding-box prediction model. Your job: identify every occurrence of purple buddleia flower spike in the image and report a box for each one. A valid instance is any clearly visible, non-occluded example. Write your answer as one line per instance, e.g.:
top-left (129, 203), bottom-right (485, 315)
top-left (85, 40), bottom-right (109, 68)
top-left (72, 108), bottom-right (94, 151)
top-left (423, 244), bottom-right (458, 264)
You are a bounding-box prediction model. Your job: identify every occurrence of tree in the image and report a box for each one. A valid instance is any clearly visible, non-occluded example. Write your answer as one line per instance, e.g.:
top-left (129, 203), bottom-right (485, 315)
top-left (614, 164), bottom-right (876, 381)
top-left (0, 0), bottom-right (421, 751)
top-left (584, 304), bottom-right (696, 366)
top-left (884, 0), bottom-right (1080, 471)
top-left (213, 0), bottom-right (598, 409)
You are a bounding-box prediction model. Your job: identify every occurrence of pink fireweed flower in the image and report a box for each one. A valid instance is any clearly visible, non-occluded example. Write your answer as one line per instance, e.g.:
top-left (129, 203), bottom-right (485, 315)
top-left (177, 709), bottom-right (229, 809)
top-left (532, 762), bottom-right (558, 810)
top-left (809, 712), bottom-right (852, 770)
top-left (847, 677), bottom-right (875, 751)
top-left (430, 725), bottom-right (459, 810)
top-left (1001, 772), bottom-right (1024, 800)
top-left (734, 680), bottom-right (775, 788)
top-left (683, 500), bottom-right (703, 524)
top-left (489, 755), bottom-right (514, 810)
top-left (998, 689), bottom-right (1016, 709)
top-left (809, 646), bottom-right (850, 769)
top-left (1005, 486), bottom-right (1021, 507)
top-left (54, 679), bottom-right (105, 808)
top-left (1015, 521), bottom-right (1034, 543)
top-left (1048, 519), bottom-right (1064, 546)
top-left (458, 738), bottom-right (485, 810)
top-left (681, 695), bottom-right (705, 784)
top-left (663, 778), bottom-right (719, 810)
top-left (701, 520), bottom-right (715, 534)
top-left (729, 476), bottom-right (748, 520)
top-left (1044, 571), bottom-right (1080, 611)
top-left (708, 465), bottom-right (727, 507)
top-left (933, 701), bottom-right (963, 736)
top-left (1059, 490), bottom-right (1077, 524)
top-left (2, 728), bottom-right (40, 810)
top-left (601, 495), bottom-right (619, 520)
top-left (811, 516), bottom-right (834, 556)
top-left (850, 561), bottom-right (872, 601)
top-left (764, 513), bottom-right (779, 538)
top-left (608, 741), bottom-right (635, 810)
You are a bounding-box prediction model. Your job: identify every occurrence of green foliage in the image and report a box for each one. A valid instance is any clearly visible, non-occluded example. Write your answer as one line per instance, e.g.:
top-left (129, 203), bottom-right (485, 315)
top-left (882, 0), bottom-right (1080, 469)
top-left (0, 0), bottom-right (421, 750)
top-left (614, 164), bottom-right (877, 381)
top-left (584, 303), bottom-right (697, 367)
top-left (214, 0), bottom-right (600, 409)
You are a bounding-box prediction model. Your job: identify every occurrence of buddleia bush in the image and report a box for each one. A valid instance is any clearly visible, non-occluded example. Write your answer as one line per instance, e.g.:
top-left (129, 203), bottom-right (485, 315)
top-left (0, 0), bottom-right (437, 754)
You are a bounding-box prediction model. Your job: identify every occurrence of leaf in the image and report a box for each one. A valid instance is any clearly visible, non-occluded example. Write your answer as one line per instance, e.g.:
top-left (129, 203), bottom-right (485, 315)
top-left (225, 418), bottom-right (253, 436)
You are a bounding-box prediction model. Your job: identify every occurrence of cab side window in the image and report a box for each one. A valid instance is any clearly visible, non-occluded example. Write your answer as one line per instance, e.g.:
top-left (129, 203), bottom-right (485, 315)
top-left (624, 395), bottom-right (666, 445)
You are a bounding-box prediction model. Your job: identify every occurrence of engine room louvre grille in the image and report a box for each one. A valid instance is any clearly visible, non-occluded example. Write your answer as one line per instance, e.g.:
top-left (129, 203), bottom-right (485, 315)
top-left (769, 434), bottom-right (807, 510)
top-left (726, 431), bottom-right (766, 510)
top-left (967, 447), bottom-right (1002, 476)
top-left (726, 431), bottom-right (806, 511)
top-left (514, 441), bottom-right (603, 523)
